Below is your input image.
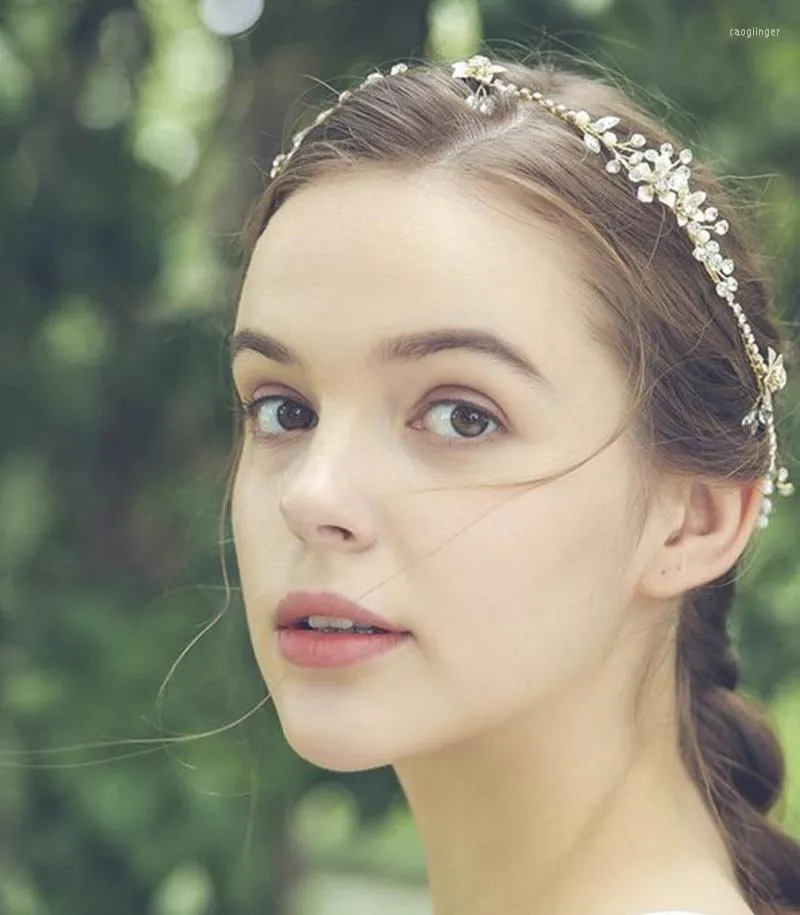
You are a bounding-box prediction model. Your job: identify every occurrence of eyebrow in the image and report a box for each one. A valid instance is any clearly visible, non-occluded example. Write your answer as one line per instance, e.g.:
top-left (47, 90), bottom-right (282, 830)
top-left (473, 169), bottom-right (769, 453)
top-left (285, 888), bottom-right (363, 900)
top-left (227, 326), bottom-right (553, 393)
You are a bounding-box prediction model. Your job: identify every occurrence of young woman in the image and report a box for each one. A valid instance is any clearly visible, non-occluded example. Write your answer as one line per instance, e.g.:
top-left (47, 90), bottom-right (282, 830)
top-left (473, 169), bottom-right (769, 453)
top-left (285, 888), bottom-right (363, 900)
top-left (225, 53), bottom-right (799, 915)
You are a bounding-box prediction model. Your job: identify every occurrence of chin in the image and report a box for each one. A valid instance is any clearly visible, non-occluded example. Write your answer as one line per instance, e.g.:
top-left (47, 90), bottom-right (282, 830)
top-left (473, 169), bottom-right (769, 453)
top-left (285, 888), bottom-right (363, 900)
top-left (280, 722), bottom-right (394, 773)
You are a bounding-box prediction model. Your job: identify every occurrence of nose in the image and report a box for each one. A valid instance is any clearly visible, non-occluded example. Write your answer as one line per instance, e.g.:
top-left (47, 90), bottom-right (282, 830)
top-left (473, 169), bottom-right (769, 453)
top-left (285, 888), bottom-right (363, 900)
top-left (278, 452), bottom-right (378, 552)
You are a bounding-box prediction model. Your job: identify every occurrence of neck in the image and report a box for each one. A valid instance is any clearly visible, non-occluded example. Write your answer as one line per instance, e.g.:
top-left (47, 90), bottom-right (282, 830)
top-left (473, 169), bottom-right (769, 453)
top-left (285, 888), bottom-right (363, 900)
top-left (393, 655), bottom-right (737, 915)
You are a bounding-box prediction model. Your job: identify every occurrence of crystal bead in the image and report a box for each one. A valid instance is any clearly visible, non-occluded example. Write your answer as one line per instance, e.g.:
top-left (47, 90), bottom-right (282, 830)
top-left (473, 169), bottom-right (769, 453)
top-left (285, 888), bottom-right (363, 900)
top-left (698, 229), bottom-right (711, 243)
top-left (716, 282), bottom-right (728, 297)
top-left (630, 133), bottom-right (646, 147)
top-left (706, 240), bottom-right (720, 254)
top-left (638, 184), bottom-right (655, 202)
top-left (593, 115), bottom-right (621, 132)
top-left (629, 151), bottom-right (643, 164)
top-left (668, 171), bottom-right (689, 190)
top-left (704, 207), bottom-right (718, 220)
top-left (727, 277), bottom-right (738, 291)
top-left (644, 149), bottom-right (659, 161)
top-left (660, 143), bottom-right (673, 155)
top-left (390, 63), bottom-right (408, 74)
top-left (605, 159), bottom-right (622, 174)
top-left (583, 133), bottom-right (601, 153)
top-left (603, 131), bottom-right (617, 145)
top-left (721, 258), bottom-right (734, 274)
top-left (714, 220), bottom-right (729, 235)
top-left (679, 148), bottom-right (693, 163)
top-left (778, 467), bottom-right (789, 482)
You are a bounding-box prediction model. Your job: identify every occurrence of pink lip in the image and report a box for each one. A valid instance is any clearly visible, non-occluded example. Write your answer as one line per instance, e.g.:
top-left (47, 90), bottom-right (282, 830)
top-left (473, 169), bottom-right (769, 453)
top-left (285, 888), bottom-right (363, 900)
top-left (275, 590), bottom-right (411, 633)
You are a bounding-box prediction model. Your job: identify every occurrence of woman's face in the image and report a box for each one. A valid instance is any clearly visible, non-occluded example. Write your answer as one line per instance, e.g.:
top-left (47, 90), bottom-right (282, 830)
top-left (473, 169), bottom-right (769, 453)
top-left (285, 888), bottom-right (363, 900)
top-left (230, 169), bottom-right (658, 773)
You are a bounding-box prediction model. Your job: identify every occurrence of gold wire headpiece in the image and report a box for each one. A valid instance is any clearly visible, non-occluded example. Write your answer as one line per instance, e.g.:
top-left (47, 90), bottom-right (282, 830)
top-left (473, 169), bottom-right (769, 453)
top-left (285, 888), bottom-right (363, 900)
top-left (269, 55), bottom-right (794, 528)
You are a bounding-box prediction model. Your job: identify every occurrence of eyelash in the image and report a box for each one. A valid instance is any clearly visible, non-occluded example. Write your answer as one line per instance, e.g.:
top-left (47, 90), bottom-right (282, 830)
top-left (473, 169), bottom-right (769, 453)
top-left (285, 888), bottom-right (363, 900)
top-left (237, 391), bottom-right (508, 448)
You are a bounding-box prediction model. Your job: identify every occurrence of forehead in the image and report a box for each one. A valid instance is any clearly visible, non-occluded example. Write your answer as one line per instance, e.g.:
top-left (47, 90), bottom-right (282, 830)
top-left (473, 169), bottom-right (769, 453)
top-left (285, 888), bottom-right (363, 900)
top-left (236, 169), bottom-right (603, 389)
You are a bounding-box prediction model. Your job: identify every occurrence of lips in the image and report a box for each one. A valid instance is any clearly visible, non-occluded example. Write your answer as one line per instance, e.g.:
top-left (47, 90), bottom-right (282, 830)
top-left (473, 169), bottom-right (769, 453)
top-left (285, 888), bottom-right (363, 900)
top-left (275, 590), bottom-right (411, 634)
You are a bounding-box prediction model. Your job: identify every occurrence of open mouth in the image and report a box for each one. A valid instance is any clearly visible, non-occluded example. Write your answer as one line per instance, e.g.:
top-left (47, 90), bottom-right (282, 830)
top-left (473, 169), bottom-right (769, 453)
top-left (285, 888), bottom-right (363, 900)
top-left (288, 617), bottom-right (389, 635)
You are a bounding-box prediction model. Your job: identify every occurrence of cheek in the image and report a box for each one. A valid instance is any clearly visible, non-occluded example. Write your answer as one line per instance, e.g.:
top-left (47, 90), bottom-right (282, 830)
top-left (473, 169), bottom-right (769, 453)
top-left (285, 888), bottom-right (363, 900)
top-left (230, 465), bottom-right (284, 629)
top-left (415, 467), bottom-right (633, 713)
top-left (232, 452), bottom-right (281, 556)
top-left (231, 467), bottom-right (255, 578)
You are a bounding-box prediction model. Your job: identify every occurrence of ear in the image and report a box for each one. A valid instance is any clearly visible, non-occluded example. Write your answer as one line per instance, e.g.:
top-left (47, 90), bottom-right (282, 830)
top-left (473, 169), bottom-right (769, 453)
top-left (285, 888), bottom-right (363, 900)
top-left (637, 476), bottom-right (764, 600)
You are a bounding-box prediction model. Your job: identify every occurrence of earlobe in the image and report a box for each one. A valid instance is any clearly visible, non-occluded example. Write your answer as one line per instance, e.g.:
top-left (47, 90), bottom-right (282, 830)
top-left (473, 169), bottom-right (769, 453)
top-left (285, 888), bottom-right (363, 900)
top-left (642, 550), bottom-right (687, 600)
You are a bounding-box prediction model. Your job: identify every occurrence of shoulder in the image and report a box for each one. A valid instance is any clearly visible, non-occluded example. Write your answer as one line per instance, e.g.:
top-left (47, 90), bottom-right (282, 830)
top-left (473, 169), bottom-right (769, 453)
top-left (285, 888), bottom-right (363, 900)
top-left (635, 907), bottom-right (756, 915)
top-left (583, 879), bottom-right (758, 915)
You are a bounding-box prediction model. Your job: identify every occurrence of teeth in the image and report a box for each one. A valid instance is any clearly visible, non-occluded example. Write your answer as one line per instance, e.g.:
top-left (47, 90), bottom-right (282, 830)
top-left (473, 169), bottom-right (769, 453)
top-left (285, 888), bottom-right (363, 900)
top-left (301, 615), bottom-right (386, 633)
top-left (306, 615), bottom-right (358, 630)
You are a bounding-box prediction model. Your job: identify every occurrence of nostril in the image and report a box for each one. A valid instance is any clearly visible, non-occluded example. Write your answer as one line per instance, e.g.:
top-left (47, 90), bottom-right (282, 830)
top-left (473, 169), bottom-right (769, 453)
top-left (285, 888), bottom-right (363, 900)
top-left (322, 526), bottom-right (353, 540)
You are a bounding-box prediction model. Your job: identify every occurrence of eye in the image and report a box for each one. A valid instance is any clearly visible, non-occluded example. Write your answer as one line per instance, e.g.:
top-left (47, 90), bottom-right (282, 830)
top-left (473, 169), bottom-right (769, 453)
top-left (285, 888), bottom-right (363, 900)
top-left (414, 400), bottom-right (503, 442)
top-left (240, 395), bottom-right (317, 439)
top-left (238, 393), bottom-right (506, 446)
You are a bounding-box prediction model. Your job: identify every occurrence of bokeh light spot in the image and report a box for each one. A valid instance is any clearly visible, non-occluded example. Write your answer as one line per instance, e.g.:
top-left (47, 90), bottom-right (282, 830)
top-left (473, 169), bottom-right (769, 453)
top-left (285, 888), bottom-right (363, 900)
top-left (200, 0), bottom-right (264, 37)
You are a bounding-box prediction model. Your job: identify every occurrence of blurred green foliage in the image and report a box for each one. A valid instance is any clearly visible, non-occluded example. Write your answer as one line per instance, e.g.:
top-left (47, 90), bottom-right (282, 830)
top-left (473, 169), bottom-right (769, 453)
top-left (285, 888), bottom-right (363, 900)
top-left (1, 1), bottom-right (799, 913)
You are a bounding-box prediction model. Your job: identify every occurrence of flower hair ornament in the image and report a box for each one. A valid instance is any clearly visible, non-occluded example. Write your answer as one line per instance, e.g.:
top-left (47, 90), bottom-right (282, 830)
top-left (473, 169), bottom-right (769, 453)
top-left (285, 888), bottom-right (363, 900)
top-left (269, 55), bottom-right (794, 529)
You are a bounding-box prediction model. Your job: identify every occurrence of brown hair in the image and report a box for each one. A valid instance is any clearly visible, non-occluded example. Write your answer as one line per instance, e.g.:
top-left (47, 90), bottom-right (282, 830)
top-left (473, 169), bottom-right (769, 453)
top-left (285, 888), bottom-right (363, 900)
top-left (226, 52), bottom-right (800, 914)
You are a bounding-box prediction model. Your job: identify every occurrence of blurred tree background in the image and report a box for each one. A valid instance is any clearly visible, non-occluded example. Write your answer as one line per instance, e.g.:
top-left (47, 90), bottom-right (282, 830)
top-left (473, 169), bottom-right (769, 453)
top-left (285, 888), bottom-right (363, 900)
top-left (1, 0), bottom-right (799, 913)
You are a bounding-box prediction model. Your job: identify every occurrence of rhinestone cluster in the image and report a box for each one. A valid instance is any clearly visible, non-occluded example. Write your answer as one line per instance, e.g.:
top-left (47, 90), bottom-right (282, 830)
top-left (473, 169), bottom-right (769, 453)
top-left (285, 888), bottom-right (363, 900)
top-left (268, 55), bottom-right (794, 528)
